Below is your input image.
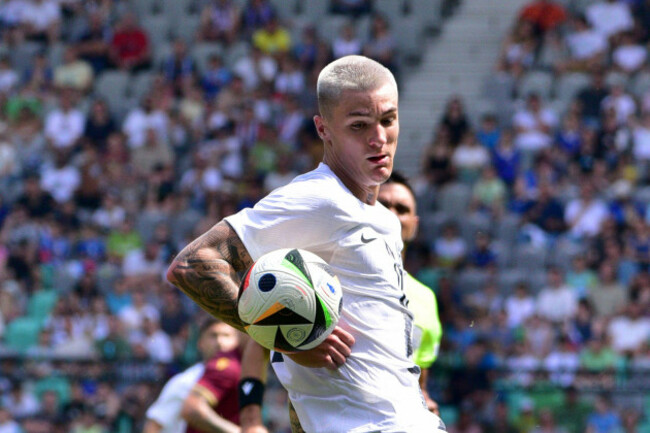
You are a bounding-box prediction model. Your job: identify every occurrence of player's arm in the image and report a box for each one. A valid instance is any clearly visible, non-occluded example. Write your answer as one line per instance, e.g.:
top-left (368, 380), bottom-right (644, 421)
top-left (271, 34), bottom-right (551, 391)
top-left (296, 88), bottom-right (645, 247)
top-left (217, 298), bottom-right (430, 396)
top-left (167, 221), bottom-right (253, 331)
top-left (240, 338), bottom-right (270, 433)
top-left (181, 389), bottom-right (240, 433)
top-left (142, 419), bottom-right (163, 433)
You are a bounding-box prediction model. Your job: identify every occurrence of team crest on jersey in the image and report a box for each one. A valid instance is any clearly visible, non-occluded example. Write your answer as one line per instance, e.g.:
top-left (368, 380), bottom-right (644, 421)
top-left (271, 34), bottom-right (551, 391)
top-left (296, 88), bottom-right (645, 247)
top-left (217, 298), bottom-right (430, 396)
top-left (215, 357), bottom-right (230, 370)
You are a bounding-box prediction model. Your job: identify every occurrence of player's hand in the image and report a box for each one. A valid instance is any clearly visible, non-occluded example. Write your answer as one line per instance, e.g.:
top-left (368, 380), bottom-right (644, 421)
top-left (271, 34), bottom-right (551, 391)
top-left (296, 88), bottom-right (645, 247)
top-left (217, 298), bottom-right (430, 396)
top-left (427, 396), bottom-right (440, 416)
top-left (287, 327), bottom-right (355, 370)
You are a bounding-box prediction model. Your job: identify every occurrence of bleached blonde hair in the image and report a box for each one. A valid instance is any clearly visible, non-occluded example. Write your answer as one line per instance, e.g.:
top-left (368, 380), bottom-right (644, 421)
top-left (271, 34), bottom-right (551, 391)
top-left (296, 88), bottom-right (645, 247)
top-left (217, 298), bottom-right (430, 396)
top-left (317, 55), bottom-right (398, 119)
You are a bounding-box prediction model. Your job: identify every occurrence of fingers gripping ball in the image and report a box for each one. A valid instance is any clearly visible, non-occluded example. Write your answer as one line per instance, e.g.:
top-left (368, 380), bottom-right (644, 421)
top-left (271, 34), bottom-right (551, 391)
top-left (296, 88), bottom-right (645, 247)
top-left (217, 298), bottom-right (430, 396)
top-left (237, 248), bottom-right (343, 353)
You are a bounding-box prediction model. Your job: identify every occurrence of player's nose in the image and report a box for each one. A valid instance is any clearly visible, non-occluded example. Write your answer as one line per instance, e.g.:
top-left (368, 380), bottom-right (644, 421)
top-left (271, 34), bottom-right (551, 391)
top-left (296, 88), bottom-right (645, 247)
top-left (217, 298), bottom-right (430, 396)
top-left (368, 123), bottom-right (387, 148)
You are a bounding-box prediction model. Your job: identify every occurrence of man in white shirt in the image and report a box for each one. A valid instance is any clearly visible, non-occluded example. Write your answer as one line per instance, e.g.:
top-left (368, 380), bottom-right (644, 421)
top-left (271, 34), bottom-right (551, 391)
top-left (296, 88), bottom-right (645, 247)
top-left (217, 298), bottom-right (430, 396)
top-left (144, 318), bottom-right (235, 433)
top-left (44, 91), bottom-right (86, 150)
top-left (122, 95), bottom-right (169, 149)
top-left (586, 0), bottom-right (633, 39)
top-left (536, 267), bottom-right (578, 323)
top-left (565, 182), bottom-right (608, 239)
top-left (167, 55), bottom-right (443, 433)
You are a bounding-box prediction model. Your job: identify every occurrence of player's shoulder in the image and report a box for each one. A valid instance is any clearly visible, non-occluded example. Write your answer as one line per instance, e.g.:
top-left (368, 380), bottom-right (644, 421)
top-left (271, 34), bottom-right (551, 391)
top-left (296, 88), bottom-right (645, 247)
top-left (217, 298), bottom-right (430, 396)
top-left (267, 164), bottom-right (356, 210)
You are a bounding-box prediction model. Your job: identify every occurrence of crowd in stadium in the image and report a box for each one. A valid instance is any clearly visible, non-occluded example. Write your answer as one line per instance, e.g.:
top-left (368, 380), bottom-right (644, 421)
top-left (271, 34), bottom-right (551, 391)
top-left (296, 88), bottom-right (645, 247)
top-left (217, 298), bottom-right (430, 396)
top-left (0, 0), bottom-right (649, 432)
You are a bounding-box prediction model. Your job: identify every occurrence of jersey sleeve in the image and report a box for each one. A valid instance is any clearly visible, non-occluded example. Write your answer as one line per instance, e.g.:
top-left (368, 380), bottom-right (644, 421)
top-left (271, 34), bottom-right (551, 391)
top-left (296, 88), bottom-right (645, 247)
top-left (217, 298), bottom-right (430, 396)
top-left (225, 184), bottom-right (338, 261)
top-left (192, 356), bottom-right (241, 407)
top-left (145, 372), bottom-right (193, 427)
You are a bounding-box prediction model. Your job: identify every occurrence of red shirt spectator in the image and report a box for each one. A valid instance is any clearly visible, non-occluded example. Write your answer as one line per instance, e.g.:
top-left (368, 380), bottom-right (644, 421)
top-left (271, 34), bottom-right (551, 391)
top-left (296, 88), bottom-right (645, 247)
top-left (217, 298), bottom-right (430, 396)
top-left (110, 13), bottom-right (151, 71)
top-left (519, 0), bottom-right (567, 34)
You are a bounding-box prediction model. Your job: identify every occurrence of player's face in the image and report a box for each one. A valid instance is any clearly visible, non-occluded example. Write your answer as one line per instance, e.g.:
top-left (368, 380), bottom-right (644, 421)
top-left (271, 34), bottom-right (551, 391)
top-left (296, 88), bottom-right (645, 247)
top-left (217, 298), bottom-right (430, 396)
top-left (378, 183), bottom-right (418, 242)
top-left (199, 323), bottom-right (239, 358)
top-left (315, 83), bottom-right (398, 201)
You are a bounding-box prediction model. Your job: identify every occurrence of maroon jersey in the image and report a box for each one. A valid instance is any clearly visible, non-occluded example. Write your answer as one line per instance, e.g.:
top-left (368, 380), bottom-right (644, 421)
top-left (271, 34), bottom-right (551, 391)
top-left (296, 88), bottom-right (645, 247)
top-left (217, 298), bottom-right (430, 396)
top-left (187, 350), bottom-right (241, 432)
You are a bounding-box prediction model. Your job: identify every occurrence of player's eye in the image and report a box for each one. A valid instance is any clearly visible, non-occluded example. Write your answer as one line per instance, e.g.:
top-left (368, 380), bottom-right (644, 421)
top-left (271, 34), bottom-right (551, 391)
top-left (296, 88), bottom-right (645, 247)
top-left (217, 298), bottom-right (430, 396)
top-left (350, 122), bottom-right (365, 130)
top-left (381, 117), bottom-right (396, 126)
top-left (395, 204), bottom-right (410, 214)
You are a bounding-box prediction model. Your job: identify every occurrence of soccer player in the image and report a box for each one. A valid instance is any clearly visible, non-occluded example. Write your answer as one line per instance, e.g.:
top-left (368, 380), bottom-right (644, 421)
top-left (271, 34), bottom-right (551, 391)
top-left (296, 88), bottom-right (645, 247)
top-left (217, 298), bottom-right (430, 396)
top-left (167, 55), bottom-right (444, 432)
top-left (378, 172), bottom-right (443, 414)
top-left (181, 319), bottom-right (242, 433)
top-left (143, 318), bottom-right (235, 433)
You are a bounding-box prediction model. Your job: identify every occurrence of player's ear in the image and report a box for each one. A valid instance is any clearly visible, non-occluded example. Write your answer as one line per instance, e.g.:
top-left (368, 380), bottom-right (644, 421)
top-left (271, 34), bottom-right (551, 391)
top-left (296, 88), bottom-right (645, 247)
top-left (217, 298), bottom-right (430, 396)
top-left (314, 115), bottom-right (331, 143)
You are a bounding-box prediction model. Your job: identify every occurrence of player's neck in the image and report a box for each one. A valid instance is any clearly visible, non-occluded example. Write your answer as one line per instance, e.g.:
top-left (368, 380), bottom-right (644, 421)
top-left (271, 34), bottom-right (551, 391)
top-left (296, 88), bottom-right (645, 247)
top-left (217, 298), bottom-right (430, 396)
top-left (323, 161), bottom-right (378, 205)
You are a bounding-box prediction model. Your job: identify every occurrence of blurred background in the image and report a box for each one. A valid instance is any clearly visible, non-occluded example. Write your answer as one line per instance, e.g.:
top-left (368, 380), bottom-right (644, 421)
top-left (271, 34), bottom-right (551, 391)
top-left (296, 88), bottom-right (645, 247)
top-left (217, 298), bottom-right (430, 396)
top-left (0, 0), bottom-right (649, 432)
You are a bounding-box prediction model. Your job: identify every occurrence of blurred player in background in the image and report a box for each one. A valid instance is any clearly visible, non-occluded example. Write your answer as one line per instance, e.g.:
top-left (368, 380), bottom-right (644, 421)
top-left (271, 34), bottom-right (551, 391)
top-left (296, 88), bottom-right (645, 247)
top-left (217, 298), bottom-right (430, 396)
top-left (181, 319), bottom-right (242, 433)
top-left (378, 171), bottom-right (443, 414)
top-left (167, 55), bottom-right (444, 432)
top-left (143, 318), bottom-right (236, 433)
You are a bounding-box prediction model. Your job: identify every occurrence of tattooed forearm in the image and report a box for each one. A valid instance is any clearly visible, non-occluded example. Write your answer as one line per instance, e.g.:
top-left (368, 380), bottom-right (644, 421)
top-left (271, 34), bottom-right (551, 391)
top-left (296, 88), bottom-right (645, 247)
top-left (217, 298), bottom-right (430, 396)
top-left (288, 402), bottom-right (306, 433)
top-left (167, 221), bottom-right (253, 332)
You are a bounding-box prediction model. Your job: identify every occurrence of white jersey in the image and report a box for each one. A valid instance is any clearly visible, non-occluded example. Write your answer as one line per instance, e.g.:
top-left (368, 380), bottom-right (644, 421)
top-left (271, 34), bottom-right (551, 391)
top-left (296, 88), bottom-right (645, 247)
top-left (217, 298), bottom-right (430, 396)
top-left (145, 363), bottom-right (205, 433)
top-left (226, 164), bottom-right (441, 433)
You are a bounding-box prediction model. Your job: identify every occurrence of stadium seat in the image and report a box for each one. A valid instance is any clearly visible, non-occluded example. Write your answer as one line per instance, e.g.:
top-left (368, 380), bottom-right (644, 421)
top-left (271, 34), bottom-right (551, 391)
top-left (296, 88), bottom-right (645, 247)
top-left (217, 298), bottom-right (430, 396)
top-left (4, 317), bottom-right (42, 353)
top-left (513, 244), bottom-right (547, 272)
top-left (223, 41), bottom-right (250, 67)
top-left (142, 15), bottom-right (171, 54)
top-left (94, 71), bottom-right (130, 116)
top-left (375, 0), bottom-right (406, 28)
top-left (554, 72), bottom-right (591, 104)
top-left (491, 240), bottom-right (512, 269)
top-left (526, 269), bottom-right (548, 293)
top-left (634, 186), bottom-right (650, 205)
top-left (170, 208), bottom-right (204, 246)
top-left (47, 43), bottom-right (66, 69)
top-left (297, 0), bottom-right (330, 23)
top-left (160, 0), bottom-right (193, 18)
top-left (408, 0), bottom-right (443, 32)
top-left (317, 16), bottom-right (351, 44)
top-left (9, 41), bottom-right (43, 76)
top-left (129, 71), bottom-right (156, 102)
top-left (27, 290), bottom-right (58, 323)
top-left (394, 15), bottom-right (426, 64)
top-left (171, 13), bottom-right (201, 43)
top-left (270, 0), bottom-right (299, 20)
top-left (133, 0), bottom-right (158, 18)
top-left (459, 213), bottom-right (492, 245)
top-left (630, 71), bottom-right (650, 98)
top-left (495, 213), bottom-right (521, 247)
top-left (517, 70), bottom-right (553, 100)
top-left (497, 269), bottom-right (526, 294)
top-left (605, 71), bottom-right (628, 89)
top-left (455, 269), bottom-right (490, 294)
top-left (438, 182), bottom-right (472, 217)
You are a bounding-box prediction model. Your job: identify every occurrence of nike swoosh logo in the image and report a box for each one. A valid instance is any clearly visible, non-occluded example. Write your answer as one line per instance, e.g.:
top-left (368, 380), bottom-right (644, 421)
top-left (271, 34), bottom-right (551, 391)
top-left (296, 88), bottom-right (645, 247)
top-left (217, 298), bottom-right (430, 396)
top-left (361, 233), bottom-right (377, 243)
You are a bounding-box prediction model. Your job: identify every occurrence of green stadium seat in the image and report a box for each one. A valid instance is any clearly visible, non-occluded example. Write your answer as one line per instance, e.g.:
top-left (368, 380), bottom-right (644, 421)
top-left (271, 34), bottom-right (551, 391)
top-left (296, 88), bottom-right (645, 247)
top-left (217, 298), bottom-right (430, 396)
top-left (438, 405), bottom-right (458, 426)
top-left (4, 317), bottom-right (42, 353)
top-left (27, 290), bottom-right (58, 322)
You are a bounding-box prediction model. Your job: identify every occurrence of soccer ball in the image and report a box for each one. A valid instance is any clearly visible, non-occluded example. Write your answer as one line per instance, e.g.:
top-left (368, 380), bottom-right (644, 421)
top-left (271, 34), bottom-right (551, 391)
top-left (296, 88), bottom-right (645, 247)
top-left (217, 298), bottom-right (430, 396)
top-left (237, 248), bottom-right (343, 353)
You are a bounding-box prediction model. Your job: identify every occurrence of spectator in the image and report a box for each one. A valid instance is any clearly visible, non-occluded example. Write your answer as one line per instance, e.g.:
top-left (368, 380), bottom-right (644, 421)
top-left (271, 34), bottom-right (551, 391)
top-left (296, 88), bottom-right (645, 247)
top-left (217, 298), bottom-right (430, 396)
top-left (543, 335), bottom-right (579, 386)
top-left (197, 0), bottom-right (241, 45)
top-left (133, 316), bottom-right (173, 363)
top-left (566, 256), bottom-right (598, 299)
top-left (536, 267), bottom-right (578, 323)
top-left (452, 132), bottom-right (490, 183)
top-left (130, 129), bottom-right (174, 178)
top-left (601, 81), bottom-right (636, 126)
top-left (577, 70), bottom-right (609, 127)
top-left (588, 261), bottom-right (627, 318)
top-left (504, 282), bottom-right (536, 328)
top-left (440, 96), bottom-right (471, 147)
top-left (0, 55), bottom-right (18, 95)
top-left (611, 31), bottom-right (647, 75)
top-left (39, 152), bottom-right (81, 204)
top-left (18, 0), bottom-right (61, 44)
top-left (122, 95), bottom-right (169, 149)
top-left (122, 241), bottom-right (165, 283)
top-left (53, 47), bottom-right (94, 94)
top-left (232, 45), bottom-right (277, 91)
top-left (607, 303), bottom-right (650, 355)
top-left (44, 91), bottom-right (86, 152)
top-left (532, 409), bottom-right (568, 433)
top-left (109, 12), bottom-right (151, 72)
top-left (0, 406), bottom-right (20, 433)
top-left (512, 92), bottom-right (558, 154)
top-left (518, 0), bottom-right (567, 37)
top-left (241, 0), bottom-right (276, 36)
top-left (364, 13), bottom-right (397, 73)
top-left (566, 181), bottom-right (608, 239)
top-left (274, 55), bottom-right (305, 96)
top-left (161, 39), bottom-right (196, 97)
top-left (83, 99), bottom-right (117, 150)
top-left (476, 113), bottom-right (502, 151)
top-left (200, 54), bottom-right (232, 100)
top-left (586, 0), bottom-right (634, 39)
top-left (330, 0), bottom-right (373, 18)
top-left (470, 166), bottom-right (507, 217)
top-left (252, 15), bottom-right (291, 56)
top-left (555, 14), bottom-right (607, 74)
top-left (118, 289), bottom-right (159, 335)
top-left (332, 21), bottom-right (363, 59)
top-left (434, 223), bottom-right (467, 269)
top-left (21, 50), bottom-right (53, 94)
top-left (586, 394), bottom-right (623, 433)
top-left (75, 11), bottom-right (112, 75)
top-left (1, 381), bottom-right (40, 419)
top-left (499, 19), bottom-right (537, 79)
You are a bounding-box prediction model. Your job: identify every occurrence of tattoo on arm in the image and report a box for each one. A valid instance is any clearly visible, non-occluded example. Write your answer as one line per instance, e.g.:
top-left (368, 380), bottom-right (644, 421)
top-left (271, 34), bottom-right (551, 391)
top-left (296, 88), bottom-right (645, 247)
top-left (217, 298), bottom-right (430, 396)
top-left (288, 401), bottom-right (306, 433)
top-left (167, 221), bottom-right (253, 331)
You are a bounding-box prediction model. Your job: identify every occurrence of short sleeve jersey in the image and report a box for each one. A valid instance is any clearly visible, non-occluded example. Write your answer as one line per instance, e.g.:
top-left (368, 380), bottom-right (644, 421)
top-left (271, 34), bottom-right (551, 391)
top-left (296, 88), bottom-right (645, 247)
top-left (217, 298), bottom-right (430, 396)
top-left (404, 272), bottom-right (442, 368)
top-left (187, 350), bottom-right (241, 432)
top-left (225, 163), bottom-right (440, 433)
top-left (145, 363), bottom-right (204, 433)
